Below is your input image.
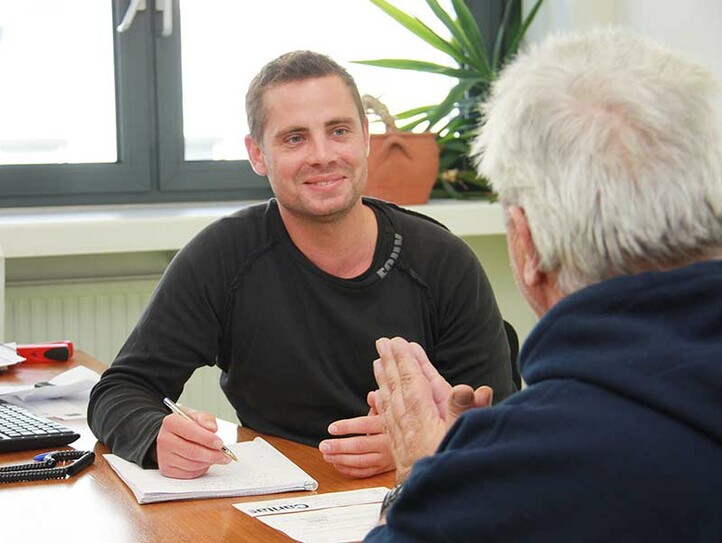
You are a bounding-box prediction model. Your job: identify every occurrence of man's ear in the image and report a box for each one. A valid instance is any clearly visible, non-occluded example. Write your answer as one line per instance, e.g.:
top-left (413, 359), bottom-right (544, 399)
top-left (507, 206), bottom-right (543, 287)
top-left (245, 135), bottom-right (268, 176)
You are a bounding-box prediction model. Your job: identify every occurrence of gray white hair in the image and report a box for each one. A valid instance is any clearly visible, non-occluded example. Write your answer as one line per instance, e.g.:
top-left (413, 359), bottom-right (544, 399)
top-left (472, 28), bottom-right (722, 294)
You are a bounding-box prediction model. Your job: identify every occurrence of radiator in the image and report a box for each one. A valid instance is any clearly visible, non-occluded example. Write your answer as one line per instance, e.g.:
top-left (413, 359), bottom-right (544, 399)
top-left (3, 277), bottom-right (237, 421)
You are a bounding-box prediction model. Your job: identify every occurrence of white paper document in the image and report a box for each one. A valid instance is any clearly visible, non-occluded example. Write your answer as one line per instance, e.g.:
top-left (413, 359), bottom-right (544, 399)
top-left (105, 437), bottom-right (319, 504)
top-left (0, 365), bottom-right (101, 419)
top-left (234, 487), bottom-right (389, 543)
top-left (0, 343), bottom-right (25, 369)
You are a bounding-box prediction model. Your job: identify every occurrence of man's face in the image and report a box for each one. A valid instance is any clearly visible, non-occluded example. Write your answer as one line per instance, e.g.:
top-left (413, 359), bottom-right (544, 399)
top-left (245, 75), bottom-right (369, 222)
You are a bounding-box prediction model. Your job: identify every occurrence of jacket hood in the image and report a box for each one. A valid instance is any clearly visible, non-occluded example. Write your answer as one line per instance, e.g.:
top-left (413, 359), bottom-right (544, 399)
top-left (520, 259), bottom-right (722, 444)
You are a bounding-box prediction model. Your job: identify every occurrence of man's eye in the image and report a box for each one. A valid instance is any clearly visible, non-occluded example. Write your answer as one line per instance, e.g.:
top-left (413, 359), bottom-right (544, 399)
top-left (286, 135), bottom-right (304, 145)
top-left (333, 127), bottom-right (349, 137)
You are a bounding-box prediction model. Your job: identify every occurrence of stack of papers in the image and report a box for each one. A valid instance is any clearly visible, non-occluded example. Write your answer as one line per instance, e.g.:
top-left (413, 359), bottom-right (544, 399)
top-left (235, 487), bottom-right (389, 543)
top-left (105, 437), bottom-right (318, 504)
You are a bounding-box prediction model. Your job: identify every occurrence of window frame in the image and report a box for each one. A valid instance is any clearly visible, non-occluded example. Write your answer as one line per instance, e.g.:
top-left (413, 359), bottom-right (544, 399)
top-left (0, 1), bottom-right (156, 206)
top-left (153, 0), bottom-right (267, 196)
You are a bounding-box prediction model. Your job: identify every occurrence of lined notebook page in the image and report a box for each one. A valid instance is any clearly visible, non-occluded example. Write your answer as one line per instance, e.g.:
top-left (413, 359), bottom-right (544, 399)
top-left (105, 437), bottom-right (318, 504)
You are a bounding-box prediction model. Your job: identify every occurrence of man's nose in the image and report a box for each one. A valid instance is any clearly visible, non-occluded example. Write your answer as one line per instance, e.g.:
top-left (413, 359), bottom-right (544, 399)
top-left (306, 136), bottom-right (333, 164)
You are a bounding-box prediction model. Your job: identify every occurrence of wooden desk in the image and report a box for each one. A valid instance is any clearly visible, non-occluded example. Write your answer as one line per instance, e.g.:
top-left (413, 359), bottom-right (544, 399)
top-left (1, 353), bottom-right (395, 542)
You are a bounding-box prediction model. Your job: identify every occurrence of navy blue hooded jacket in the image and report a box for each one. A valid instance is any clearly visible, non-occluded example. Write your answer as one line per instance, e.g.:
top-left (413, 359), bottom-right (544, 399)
top-left (366, 260), bottom-right (722, 542)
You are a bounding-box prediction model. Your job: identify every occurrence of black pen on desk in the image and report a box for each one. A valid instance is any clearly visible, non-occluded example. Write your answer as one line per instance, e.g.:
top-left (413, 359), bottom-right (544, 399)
top-left (162, 397), bottom-right (239, 462)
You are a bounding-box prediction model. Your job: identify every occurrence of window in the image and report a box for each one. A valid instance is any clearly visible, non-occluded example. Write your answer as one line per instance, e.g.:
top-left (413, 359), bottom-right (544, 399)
top-left (0, 0), bottom-right (502, 207)
top-left (0, 1), bottom-right (116, 165)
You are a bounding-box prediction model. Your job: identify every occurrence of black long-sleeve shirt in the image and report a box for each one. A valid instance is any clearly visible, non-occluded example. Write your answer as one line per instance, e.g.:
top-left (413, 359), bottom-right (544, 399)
top-left (88, 198), bottom-right (513, 466)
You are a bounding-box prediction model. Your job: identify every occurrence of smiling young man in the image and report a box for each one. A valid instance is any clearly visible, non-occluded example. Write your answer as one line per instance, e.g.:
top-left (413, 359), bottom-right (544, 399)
top-left (245, 74), bottom-right (377, 279)
top-left (88, 51), bottom-right (514, 480)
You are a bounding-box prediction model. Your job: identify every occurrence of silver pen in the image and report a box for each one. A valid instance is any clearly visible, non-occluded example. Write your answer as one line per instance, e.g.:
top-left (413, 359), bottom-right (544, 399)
top-left (162, 397), bottom-right (238, 462)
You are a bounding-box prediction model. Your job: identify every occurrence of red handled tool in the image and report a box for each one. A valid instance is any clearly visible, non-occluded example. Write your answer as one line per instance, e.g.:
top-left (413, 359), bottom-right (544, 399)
top-left (16, 341), bottom-right (74, 363)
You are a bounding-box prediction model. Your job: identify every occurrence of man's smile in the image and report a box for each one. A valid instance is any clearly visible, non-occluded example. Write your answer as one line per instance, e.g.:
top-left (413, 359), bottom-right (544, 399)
top-left (303, 175), bottom-right (345, 188)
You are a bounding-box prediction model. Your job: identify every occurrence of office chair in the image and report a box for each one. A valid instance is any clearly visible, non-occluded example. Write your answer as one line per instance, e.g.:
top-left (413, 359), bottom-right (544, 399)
top-left (503, 320), bottom-right (522, 391)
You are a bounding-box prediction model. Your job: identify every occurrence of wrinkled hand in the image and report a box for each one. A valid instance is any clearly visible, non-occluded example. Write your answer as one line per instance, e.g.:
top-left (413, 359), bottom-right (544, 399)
top-left (156, 407), bottom-right (231, 479)
top-left (373, 337), bottom-right (493, 483)
top-left (408, 341), bottom-right (493, 425)
top-left (319, 391), bottom-right (395, 478)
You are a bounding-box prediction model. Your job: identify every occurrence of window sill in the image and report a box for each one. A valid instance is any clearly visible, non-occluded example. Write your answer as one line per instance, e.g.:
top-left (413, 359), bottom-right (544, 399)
top-left (0, 199), bottom-right (505, 259)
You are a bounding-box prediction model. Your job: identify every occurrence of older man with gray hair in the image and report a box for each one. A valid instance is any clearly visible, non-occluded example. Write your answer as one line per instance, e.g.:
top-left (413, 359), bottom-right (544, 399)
top-left (366, 28), bottom-right (722, 542)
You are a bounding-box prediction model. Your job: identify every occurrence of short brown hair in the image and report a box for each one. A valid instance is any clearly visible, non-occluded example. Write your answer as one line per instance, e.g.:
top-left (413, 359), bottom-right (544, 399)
top-left (245, 50), bottom-right (365, 142)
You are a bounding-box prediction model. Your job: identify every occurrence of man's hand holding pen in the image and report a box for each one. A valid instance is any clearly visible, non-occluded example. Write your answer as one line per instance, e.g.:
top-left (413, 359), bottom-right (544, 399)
top-left (156, 398), bottom-right (235, 479)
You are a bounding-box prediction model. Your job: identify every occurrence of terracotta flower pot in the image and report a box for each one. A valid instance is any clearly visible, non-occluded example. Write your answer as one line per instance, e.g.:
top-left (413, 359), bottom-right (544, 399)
top-left (365, 132), bottom-right (439, 205)
top-left (362, 95), bottom-right (439, 205)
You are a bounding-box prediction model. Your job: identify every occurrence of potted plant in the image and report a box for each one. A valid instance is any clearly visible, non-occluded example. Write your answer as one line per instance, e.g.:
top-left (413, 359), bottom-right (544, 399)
top-left (355, 0), bottom-right (544, 200)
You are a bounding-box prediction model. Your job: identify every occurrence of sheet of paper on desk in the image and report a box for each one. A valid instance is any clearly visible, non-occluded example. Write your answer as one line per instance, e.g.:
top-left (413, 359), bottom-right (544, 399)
top-left (234, 487), bottom-right (389, 543)
top-left (0, 343), bottom-right (25, 369)
top-left (105, 437), bottom-right (319, 504)
top-left (0, 365), bottom-right (100, 401)
top-left (0, 365), bottom-right (101, 419)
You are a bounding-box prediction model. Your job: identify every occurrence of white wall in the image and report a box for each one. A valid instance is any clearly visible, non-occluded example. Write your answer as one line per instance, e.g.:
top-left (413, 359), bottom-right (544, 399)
top-left (528, 0), bottom-right (722, 69)
top-left (526, 0), bottom-right (722, 131)
top-left (465, 235), bottom-right (537, 347)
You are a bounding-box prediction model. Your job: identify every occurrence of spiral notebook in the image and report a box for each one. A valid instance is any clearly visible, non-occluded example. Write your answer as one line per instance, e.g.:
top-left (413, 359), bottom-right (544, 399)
top-left (105, 437), bottom-right (318, 504)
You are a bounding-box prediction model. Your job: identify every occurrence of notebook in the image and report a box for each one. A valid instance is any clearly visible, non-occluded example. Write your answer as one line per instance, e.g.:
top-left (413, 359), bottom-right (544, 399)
top-left (0, 398), bottom-right (80, 453)
top-left (105, 437), bottom-right (318, 504)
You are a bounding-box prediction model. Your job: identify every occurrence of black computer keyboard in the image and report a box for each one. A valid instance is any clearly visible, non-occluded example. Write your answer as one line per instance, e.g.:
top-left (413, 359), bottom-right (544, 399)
top-left (0, 398), bottom-right (80, 453)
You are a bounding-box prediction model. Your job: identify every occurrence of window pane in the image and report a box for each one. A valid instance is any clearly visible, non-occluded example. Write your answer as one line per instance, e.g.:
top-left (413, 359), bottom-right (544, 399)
top-left (0, 0), bottom-right (116, 165)
top-left (180, 0), bottom-right (456, 161)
